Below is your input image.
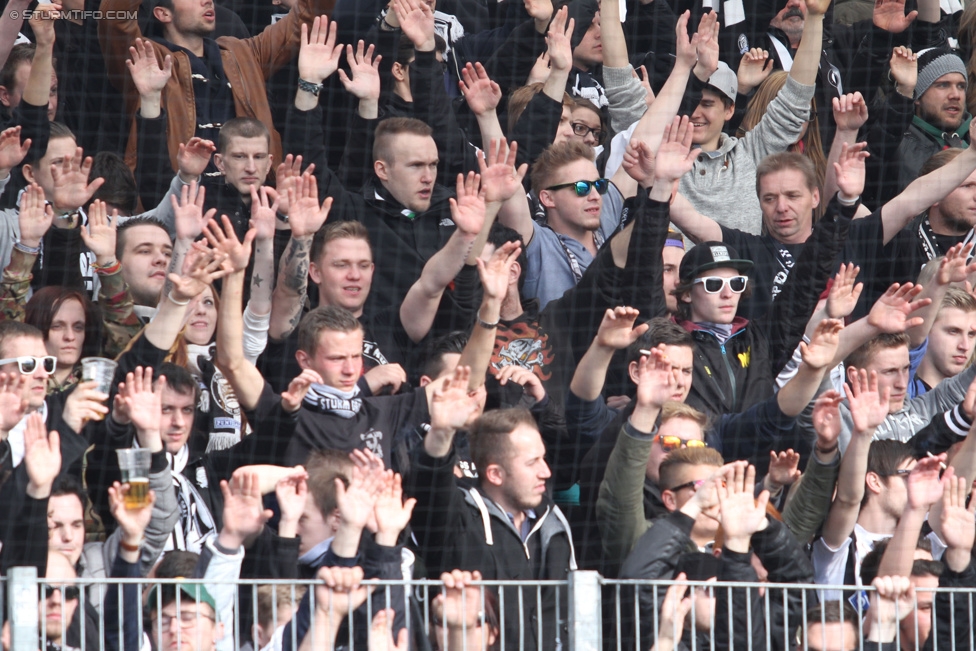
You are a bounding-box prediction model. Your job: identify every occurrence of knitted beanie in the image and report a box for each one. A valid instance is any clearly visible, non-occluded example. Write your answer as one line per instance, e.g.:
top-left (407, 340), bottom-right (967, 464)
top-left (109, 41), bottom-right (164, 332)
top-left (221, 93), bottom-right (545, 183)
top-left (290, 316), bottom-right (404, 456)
top-left (915, 47), bottom-right (968, 100)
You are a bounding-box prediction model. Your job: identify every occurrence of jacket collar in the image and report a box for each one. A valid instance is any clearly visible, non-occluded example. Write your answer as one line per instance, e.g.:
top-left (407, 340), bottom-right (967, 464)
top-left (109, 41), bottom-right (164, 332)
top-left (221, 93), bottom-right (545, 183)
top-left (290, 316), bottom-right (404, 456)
top-left (363, 177), bottom-right (454, 219)
top-left (677, 316), bottom-right (750, 336)
top-left (912, 114), bottom-right (973, 149)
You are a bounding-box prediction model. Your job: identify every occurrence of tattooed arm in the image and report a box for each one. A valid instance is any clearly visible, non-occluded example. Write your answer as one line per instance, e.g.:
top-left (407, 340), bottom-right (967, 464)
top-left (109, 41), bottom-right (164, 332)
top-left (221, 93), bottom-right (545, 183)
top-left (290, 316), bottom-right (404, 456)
top-left (268, 174), bottom-right (331, 341)
top-left (242, 188), bottom-right (277, 362)
top-left (268, 235), bottom-right (312, 341)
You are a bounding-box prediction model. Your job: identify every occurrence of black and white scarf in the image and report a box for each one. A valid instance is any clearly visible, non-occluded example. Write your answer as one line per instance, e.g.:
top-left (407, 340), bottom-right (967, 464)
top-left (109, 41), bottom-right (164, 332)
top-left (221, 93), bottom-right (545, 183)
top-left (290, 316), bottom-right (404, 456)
top-left (303, 383), bottom-right (363, 419)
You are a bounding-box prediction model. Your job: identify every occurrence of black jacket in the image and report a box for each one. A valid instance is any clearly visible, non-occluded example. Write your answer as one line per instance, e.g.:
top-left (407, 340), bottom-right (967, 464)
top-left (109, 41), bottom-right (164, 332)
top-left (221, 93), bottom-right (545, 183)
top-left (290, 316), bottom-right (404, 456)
top-left (407, 445), bottom-right (576, 650)
top-left (678, 196), bottom-right (855, 418)
top-left (924, 559), bottom-right (976, 651)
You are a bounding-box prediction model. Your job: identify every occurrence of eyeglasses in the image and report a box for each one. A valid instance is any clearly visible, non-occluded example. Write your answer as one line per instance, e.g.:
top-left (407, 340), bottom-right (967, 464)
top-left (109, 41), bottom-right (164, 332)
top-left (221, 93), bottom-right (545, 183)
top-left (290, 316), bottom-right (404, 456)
top-left (653, 434), bottom-right (707, 453)
top-left (0, 356), bottom-right (57, 374)
top-left (668, 478), bottom-right (706, 493)
top-left (43, 585), bottom-right (80, 601)
top-left (545, 178), bottom-right (610, 197)
top-left (885, 468), bottom-right (913, 479)
top-left (692, 276), bottom-right (749, 294)
top-left (570, 122), bottom-right (605, 143)
top-left (153, 610), bottom-right (216, 630)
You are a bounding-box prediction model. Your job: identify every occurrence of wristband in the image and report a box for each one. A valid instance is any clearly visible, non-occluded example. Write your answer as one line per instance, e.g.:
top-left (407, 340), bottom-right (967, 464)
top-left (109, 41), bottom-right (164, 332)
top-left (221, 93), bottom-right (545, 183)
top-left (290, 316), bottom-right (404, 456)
top-left (476, 309), bottom-right (499, 330)
top-left (298, 78), bottom-right (324, 96)
top-left (119, 539), bottom-right (141, 553)
top-left (93, 259), bottom-right (121, 275)
top-left (13, 241), bottom-right (41, 255)
top-left (168, 291), bottom-right (191, 306)
top-left (816, 443), bottom-right (839, 455)
top-left (836, 193), bottom-right (860, 207)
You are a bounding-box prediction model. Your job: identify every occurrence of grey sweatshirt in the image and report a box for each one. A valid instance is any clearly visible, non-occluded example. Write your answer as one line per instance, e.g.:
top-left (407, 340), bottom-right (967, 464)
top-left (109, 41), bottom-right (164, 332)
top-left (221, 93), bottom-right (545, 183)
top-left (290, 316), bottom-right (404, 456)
top-left (678, 75), bottom-right (815, 235)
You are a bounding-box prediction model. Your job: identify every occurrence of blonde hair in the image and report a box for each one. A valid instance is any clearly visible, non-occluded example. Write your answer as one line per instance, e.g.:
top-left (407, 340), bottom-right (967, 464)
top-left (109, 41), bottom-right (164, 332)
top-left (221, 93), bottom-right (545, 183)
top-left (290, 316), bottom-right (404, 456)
top-left (659, 401), bottom-right (709, 431)
top-left (738, 71), bottom-right (826, 220)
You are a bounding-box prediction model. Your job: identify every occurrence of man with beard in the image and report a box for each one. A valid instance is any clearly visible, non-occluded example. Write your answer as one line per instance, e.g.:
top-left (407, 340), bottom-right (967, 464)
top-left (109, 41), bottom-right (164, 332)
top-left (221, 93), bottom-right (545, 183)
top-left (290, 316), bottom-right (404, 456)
top-left (897, 48), bottom-right (971, 189)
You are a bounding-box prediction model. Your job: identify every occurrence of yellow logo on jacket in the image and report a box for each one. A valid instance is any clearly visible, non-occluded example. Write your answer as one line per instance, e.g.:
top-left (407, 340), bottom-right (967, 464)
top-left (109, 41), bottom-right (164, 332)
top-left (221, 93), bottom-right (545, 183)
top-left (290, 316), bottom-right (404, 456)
top-left (737, 348), bottom-right (751, 368)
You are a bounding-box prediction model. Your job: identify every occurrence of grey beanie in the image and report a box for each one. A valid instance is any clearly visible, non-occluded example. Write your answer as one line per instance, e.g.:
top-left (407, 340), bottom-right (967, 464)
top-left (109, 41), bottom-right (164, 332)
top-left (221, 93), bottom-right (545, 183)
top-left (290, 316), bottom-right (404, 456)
top-left (915, 47), bottom-right (967, 100)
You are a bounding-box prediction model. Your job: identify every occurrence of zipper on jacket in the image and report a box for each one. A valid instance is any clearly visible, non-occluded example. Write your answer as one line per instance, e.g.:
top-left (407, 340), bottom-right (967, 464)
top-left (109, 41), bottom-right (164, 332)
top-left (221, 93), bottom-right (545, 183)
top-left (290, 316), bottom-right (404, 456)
top-left (719, 343), bottom-right (738, 408)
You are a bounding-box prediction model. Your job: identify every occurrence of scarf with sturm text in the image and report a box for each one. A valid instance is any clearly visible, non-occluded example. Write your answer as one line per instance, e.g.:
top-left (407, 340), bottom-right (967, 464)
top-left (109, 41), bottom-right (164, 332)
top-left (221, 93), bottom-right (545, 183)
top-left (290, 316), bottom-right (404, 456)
top-left (303, 383), bottom-right (363, 418)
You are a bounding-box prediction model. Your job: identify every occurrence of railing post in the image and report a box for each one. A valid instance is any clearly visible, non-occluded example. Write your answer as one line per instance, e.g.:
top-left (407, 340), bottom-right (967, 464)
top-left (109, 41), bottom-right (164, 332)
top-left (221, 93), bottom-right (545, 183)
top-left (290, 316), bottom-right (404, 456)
top-left (7, 567), bottom-right (38, 651)
top-left (568, 570), bottom-right (601, 651)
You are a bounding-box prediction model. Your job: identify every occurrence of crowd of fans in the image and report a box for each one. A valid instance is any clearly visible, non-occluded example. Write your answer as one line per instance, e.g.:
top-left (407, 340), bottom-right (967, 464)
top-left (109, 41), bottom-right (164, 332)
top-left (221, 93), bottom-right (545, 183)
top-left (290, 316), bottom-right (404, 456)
top-left (5, 0), bottom-right (976, 647)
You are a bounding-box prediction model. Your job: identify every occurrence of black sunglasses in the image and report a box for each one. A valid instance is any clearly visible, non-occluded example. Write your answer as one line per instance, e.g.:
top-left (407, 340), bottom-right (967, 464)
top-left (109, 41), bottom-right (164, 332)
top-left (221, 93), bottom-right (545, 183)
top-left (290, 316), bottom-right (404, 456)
top-left (43, 585), bottom-right (80, 601)
top-left (545, 178), bottom-right (610, 197)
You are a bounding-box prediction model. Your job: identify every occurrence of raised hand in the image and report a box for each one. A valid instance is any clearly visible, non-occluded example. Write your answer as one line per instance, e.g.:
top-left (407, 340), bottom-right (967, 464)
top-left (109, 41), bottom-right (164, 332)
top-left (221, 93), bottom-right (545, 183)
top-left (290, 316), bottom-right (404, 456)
top-left (274, 154), bottom-right (313, 217)
top-left (287, 173), bottom-right (333, 238)
top-left (717, 462), bottom-right (769, 552)
top-left (812, 390), bottom-right (844, 451)
top-left (79, 200), bottom-right (119, 265)
top-left (203, 214), bottom-right (257, 273)
top-left (826, 263), bottom-right (863, 318)
top-left (0, 373), bottom-right (27, 432)
top-left (621, 139), bottom-right (656, 188)
top-left (126, 38), bottom-right (172, 99)
top-left (799, 317), bottom-right (844, 370)
top-left (170, 180), bottom-right (217, 241)
top-left (177, 138), bottom-right (216, 181)
top-left (108, 480), bottom-right (155, 539)
top-left (866, 282), bottom-right (929, 333)
top-left (845, 367), bottom-right (890, 434)
top-left (634, 345), bottom-right (679, 410)
top-left (168, 243), bottom-right (229, 302)
top-left (936, 242), bottom-right (976, 285)
top-left (476, 138), bottom-right (528, 204)
top-left (655, 574), bottom-right (692, 651)
top-left (448, 172), bottom-right (487, 237)
top-left (459, 62), bottom-right (502, 116)
top-left (831, 92), bottom-right (868, 133)
top-left (373, 471), bottom-right (416, 545)
top-left (737, 48), bottom-right (773, 94)
top-left (889, 46), bottom-right (917, 97)
top-left (694, 12), bottom-right (720, 78)
top-left (298, 16), bottom-right (343, 84)
top-left (940, 475), bottom-right (976, 568)
top-left (873, 0), bottom-right (916, 33)
top-left (51, 148), bottom-right (104, 214)
top-left (336, 462), bottom-right (385, 531)
top-left (62, 380), bottom-right (110, 432)
top-left (17, 182), bottom-right (55, 248)
top-left (24, 413), bottom-right (60, 498)
top-left (392, 0), bottom-right (435, 50)
top-left (906, 454), bottom-right (948, 511)
top-left (805, 0), bottom-right (833, 18)
top-left (429, 366), bottom-right (479, 434)
top-left (250, 185), bottom-right (279, 241)
top-left (281, 368), bottom-right (324, 412)
top-left (526, 51), bottom-right (552, 86)
top-left (833, 141), bottom-right (869, 199)
top-left (275, 468), bottom-right (309, 534)
top-left (363, 363), bottom-right (407, 394)
top-left (220, 470), bottom-right (274, 548)
top-left (674, 12), bottom-right (701, 70)
top-left (0, 126), bottom-right (31, 177)
top-left (494, 364), bottom-right (546, 402)
top-left (121, 367), bottom-right (163, 452)
top-left (545, 5), bottom-right (574, 72)
top-left (28, 3), bottom-right (60, 48)
top-left (634, 65), bottom-right (656, 109)
top-left (476, 240), bottom-right (521, 301)
top-left (594, 306), bottom-right (649, 350)
top-left (338, 41), bottom-right (382, 101)
top-left (766, 449), bottom-right (801, 489)
top-left (654, 116), bottom-right (698, 184)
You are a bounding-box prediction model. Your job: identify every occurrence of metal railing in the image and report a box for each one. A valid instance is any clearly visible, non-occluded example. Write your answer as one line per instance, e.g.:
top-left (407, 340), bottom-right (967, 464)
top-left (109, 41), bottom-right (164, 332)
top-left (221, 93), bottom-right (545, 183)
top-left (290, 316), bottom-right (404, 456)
top-left (5, 570), bottom-right (976, 651)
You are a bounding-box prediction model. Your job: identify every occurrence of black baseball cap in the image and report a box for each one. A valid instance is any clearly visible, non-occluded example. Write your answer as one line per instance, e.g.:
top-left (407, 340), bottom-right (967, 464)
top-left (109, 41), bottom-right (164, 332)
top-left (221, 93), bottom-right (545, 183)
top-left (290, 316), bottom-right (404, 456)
top-left (678, 242), bottom-right (753, 282)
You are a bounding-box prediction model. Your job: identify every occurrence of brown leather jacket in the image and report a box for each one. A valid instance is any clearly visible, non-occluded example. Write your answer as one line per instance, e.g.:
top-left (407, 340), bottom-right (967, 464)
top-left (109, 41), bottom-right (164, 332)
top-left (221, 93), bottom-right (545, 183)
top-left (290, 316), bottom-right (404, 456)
top-left (98, 0), bottom-right (334, 172)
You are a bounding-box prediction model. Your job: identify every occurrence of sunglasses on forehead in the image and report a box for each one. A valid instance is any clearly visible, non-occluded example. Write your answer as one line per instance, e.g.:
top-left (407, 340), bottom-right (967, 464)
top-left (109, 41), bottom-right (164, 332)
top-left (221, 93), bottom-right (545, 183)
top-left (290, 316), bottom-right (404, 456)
top-left (692, 276), bottom-right (748, 294)
top-left (0, 356), bottom-right (57, 374)
top-left (545, 178), bottom-right (610, 197)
